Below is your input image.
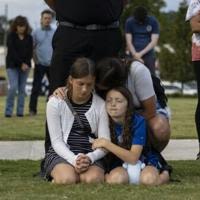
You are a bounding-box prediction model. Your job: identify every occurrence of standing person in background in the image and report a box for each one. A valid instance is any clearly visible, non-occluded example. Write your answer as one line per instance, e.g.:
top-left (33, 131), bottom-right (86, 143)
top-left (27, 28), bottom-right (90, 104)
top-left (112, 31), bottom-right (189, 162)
top-left (125, 6), bottom-right (159, 75)
top-left (186, 0), bottom-right (200, 159)
top-left (44, 0), bottom-right (123, 95)
top-left (44, 0), bottom-right (124, 153)
top-left (5, 16), bottom-right (33, 118)
top-left (29, 9), bottom-right (55, 116)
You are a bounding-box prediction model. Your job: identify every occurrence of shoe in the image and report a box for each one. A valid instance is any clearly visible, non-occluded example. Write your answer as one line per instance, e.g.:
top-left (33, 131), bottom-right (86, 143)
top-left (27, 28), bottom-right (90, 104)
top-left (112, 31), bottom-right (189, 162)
top-left (17, 114), bottom-right (24, 117)
top-left (196, 152), bottom-right (200, 160)
top-left (29, 111), bottom-right (36, 116)
top-left (5, 114), bottom-right (11, 118)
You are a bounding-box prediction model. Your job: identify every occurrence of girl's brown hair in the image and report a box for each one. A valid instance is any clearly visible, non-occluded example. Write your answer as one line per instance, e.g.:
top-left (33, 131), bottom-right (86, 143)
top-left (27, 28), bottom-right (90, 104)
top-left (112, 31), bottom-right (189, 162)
top-left (10, 15), bottom-right (32, 35)
top-left (66, 57), bottom-right (95, 98)
top-left (108, 87), bottom-right (134, 149)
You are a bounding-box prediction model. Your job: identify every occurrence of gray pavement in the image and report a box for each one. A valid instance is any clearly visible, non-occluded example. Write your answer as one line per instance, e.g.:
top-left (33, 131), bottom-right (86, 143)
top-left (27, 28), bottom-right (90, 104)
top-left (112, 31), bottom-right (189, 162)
top-left (0, 139), bottom-right (198, 160)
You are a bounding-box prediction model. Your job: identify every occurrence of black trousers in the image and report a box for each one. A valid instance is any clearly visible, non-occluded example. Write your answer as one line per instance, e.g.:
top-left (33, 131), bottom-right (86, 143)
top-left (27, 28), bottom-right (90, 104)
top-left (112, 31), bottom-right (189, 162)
top-left (45, 26), bottom-right (122, 153)
top-left (193, 61), bottom-right (200, 144)
top-left (29, 64), bottom-right (50, 113)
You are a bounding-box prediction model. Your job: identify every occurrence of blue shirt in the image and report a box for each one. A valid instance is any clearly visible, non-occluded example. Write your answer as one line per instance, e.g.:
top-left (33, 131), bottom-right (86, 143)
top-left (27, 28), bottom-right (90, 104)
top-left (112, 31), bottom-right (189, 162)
top-left (32, 26), bottom-right (55, 66)
top-left (125, 16), bottom-right (159, 56)
top-left (114, 113), bottom-right (146, 146)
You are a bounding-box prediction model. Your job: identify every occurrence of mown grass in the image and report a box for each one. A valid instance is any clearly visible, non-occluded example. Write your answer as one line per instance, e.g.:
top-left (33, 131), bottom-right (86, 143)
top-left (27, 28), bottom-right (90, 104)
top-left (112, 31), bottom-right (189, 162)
top-left (168, 97), bottom-right (197, 139)
top-left (0, 160), bottom-right (200, 200)
top-left (0, 96), bottom-right (46, 140)
top-left (0, 96), bottom-right (198, 140)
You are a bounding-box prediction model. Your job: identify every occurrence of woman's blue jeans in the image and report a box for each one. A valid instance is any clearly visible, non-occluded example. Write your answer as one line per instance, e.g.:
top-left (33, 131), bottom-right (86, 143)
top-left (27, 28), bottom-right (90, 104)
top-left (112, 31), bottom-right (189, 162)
top-left (5, 67), bottom-right (30, 116)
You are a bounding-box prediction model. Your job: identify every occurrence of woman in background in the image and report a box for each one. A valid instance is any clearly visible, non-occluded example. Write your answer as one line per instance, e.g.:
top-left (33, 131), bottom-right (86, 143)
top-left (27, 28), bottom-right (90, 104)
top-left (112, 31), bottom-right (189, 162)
top-left (5, 15), bottom-right (33, 117)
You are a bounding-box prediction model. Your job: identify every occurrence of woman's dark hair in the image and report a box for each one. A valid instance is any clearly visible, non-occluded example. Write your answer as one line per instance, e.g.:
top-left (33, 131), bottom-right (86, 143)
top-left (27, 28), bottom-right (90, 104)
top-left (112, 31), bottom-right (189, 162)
top-left (108, 87), bottom-right (134, 150)
top-left (66, 57), bottom-right (95, 97)
top-left (133, 6), bottom-right (148, 24)
top-left (95, 58), bottom-right (128, 98)
top-left (10, 15), bottom-right (32, 34)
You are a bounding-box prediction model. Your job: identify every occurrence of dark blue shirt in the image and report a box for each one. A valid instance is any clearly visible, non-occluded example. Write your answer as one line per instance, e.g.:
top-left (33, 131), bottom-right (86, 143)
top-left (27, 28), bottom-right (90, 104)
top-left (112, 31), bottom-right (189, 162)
top-left (114, 113), bottom-right (146, 146)
top-left (125, 16), bottom-right (159, 56)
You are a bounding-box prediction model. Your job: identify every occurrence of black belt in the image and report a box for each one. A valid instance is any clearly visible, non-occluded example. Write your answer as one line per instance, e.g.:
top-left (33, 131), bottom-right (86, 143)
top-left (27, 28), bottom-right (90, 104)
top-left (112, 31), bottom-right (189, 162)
top-left (59, 21), bottom-right (119, 30)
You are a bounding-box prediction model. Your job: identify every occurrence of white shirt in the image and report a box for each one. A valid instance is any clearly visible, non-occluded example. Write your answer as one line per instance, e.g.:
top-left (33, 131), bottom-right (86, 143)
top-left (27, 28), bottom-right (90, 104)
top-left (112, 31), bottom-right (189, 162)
top-left (46, 93), bottom-right (110, 166)
top-left (127, 61), bottom-right (155, 108)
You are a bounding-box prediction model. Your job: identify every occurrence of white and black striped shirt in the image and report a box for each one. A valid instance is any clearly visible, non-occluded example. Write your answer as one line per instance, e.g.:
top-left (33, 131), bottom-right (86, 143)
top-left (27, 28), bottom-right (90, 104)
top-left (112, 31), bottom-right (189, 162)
top-left (67, 96), bottom-right (94, 155)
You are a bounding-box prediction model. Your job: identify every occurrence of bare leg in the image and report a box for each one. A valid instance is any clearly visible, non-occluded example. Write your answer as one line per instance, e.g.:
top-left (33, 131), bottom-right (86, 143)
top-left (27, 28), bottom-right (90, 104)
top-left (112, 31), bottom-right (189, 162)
top-left (80, 165), bottom-right (104, 183)
top-left (105, 167), bottom-right (129, 184)
top-left (140, 166), bottom-right (170, 186)
top-left (51, 163), bottom-right (79, 184)
top-left (148, 114), bottom-right (171, 152)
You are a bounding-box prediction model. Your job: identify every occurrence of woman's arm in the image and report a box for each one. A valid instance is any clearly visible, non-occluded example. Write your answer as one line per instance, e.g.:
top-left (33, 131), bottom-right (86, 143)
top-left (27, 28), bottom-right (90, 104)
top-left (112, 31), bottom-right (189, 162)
top-left (7, 33), bottom-right (23, 66)
top-left (24, 35), bottom-right (33, 67)
top-left (140, 96), bottom-right (156, 120)
top-left (46, 97), bottom-right (77, 166)
top-left (130, 62), bottom-right (156, 120)
top-left (92, 138), bottom-right (143, 165)
top-left (86, 101), bottom-right (111, 163)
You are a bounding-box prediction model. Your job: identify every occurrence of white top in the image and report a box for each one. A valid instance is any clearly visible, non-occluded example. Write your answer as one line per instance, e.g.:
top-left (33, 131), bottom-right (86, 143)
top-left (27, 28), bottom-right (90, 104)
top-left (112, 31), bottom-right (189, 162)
top-left (186, 0), bottom-right (200, 46)
top-left (127, 61), bottom-right (155, 108)
top-left (46, 94), bottom-right (110, 166)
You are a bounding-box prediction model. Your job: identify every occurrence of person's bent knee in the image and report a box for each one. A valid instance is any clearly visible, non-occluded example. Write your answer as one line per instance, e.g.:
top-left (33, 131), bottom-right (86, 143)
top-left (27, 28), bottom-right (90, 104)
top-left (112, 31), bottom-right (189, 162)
top-left (149, 115), bottom-right (170, 151)
top-left (80, 166), bottom-right (104, 184)
top-left (53, 174), bottom-right (77, 185)
top-left (81, 173), bottom-right (104, 184)
top-left (51, 163), bottom-right (78, 185)
top-left (140, 166), bottom-right (158, 186)
top-left (106, 167), bottom-right (128, 184)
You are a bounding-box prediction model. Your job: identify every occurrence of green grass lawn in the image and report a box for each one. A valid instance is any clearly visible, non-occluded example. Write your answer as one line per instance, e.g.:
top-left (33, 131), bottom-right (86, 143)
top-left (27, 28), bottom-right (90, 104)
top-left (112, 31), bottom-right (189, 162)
top-left (168, 97), bottom-right (197, 139)
top-left (0, 96), bottom-right (197, 140)
top-left (0, 96), bottom-right (46, 140)
top-left (0, 160), bottom-right (199, 200)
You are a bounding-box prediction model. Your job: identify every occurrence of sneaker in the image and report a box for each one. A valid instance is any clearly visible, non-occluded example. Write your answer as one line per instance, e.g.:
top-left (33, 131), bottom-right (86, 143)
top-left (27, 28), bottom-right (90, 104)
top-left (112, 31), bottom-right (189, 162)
top-left (5, 114), bottom-right (11, 118)
top-left (17, 114), bottom-right (24, 117)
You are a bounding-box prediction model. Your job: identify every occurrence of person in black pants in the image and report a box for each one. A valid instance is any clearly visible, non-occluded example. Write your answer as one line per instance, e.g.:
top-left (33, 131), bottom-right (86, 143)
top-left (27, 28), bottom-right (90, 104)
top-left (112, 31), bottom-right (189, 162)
top-left (186, 1), bottom-right (200, 159)
top-left (43, 0), bottom-right (124, 153)
top-left (29, 10), bottom-right (55, 115)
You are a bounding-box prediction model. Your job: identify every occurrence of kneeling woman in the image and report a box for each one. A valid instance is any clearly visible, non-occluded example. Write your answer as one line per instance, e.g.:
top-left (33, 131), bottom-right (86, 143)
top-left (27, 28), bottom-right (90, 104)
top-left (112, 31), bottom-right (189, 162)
top-left (92, 87), bottom-right (170, 185)
top-left (43, 58), bottom-right (110, 184)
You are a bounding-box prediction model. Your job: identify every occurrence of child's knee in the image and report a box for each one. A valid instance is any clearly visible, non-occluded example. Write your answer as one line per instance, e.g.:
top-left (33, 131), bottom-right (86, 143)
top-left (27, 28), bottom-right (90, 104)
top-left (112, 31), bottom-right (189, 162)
top-left (53, 174), bottom-right (77, 184)
top-left (140, 166), bottom-right (158, 186)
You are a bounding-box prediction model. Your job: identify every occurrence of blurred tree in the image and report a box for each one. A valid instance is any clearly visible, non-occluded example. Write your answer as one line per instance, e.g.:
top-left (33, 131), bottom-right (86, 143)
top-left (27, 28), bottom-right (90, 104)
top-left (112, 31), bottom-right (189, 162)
top-left (159, 0), bottom-right (193, 85)
top-left (0, 16), bottom-right (7, 45)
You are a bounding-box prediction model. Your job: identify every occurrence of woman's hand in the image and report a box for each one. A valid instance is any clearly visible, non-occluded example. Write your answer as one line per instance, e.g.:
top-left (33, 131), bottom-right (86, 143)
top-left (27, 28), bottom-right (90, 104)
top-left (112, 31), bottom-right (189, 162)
top-left (74, 154), bottom-right (91, 174)
top-left (92, 138), bottom-right (109, 149)
top-left (21, 63), bottom-right (29, 72)
top-left (53, 87), bottom-right (66, 99)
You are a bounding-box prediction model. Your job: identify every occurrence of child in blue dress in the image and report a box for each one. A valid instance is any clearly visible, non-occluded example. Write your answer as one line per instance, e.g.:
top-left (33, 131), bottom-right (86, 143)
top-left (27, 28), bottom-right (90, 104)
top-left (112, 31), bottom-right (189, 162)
top-left (92, 87), bottom-right (171, 185)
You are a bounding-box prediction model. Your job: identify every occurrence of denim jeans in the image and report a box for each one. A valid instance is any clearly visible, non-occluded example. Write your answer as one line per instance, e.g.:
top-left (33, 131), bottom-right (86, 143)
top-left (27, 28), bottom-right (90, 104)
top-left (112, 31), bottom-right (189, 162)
top-left (5, 67), bottom-right (30, 116)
